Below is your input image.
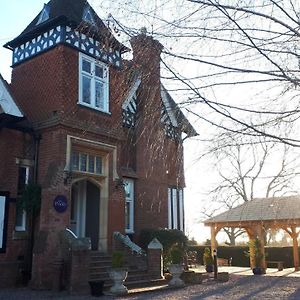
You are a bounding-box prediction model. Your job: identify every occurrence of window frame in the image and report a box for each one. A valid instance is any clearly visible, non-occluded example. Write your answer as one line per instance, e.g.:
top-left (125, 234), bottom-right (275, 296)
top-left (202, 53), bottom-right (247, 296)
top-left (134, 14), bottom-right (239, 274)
top-left (124, 178), bottom-right (134, 234)
top-left (71, 151), bottom-right (103, 176)
top-left (15, 166), bottom-right (30, 232)
top-left (78, 53), bottom-right (110, 113)
top-left (168, 187), bottom-right (184, 231)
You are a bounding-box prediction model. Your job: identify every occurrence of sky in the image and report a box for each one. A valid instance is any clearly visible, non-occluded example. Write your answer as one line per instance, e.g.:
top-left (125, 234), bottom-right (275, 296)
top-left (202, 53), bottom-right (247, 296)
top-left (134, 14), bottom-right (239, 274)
top-left (0, 1), bottom-right (211, 243)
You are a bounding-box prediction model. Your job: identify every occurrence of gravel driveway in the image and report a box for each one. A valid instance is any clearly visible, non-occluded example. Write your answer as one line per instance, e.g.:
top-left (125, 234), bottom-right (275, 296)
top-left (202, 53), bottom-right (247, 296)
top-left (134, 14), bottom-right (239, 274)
top-left (1, 275), bottom-right (300, 299)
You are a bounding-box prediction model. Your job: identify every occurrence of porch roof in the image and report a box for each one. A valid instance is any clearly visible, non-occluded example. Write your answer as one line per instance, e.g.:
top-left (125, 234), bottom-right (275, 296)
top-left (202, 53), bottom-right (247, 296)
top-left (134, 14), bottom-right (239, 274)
top-left (204, 195), bottom-right (300, 225)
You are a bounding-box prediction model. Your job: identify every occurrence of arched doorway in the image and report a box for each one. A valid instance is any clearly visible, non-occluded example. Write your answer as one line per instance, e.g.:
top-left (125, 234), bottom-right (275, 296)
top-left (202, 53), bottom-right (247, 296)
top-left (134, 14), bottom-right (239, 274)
top-left (71, 179), bottom-right (101, 250)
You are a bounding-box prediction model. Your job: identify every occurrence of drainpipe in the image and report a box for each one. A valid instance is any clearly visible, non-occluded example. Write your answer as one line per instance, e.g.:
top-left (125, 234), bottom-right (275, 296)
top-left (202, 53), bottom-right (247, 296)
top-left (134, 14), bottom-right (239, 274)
top-left (29, 133), bottom-right (41, 280)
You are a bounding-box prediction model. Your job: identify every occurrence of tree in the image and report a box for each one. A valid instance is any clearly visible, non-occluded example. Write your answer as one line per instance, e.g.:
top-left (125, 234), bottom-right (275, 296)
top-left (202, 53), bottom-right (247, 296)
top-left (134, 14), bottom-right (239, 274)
top-left (202, 134), bottom-right (299, 245)
top-left (95, 0), bottom-right (300, 146)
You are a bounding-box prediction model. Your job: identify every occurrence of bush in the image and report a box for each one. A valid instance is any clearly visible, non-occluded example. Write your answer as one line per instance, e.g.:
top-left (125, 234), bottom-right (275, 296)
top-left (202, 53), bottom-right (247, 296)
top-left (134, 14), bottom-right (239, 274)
top-left (139, 228), bottom-right (188, 268)
top-left (188, 245), bottom-right (300, 268)
top-left (170, 246), bottom-right (184, 264)
top-left (111, 251), bottom-right (124, 268)
top-left (18, 183), bottom-right (41, 215)
top-left (203, 247), bottom-right (213, 266)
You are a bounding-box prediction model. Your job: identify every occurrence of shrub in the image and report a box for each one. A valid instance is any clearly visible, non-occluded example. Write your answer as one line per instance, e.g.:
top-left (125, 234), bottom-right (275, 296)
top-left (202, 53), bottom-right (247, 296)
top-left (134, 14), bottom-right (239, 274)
top-left (139, 228), bottom-right (188, 268)
top-left (17, 183), bottom-right (41, 215)
top-left (203, 247), bottom-right (213, 266)
top-left (111, 251), bottom-right (124, 268)
top-left (170, 246), bottom-right (184, 264)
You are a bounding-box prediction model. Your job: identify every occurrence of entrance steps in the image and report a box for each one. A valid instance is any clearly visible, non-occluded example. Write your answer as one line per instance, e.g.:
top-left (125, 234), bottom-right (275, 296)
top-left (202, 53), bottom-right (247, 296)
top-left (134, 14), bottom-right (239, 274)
top-left (89, 251), bottom-right (167, 290)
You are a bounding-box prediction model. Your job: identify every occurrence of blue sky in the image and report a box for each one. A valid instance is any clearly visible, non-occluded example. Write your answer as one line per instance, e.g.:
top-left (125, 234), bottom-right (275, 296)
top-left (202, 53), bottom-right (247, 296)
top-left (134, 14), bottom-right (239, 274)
top-left (0, 1), bottom-right (46, 81)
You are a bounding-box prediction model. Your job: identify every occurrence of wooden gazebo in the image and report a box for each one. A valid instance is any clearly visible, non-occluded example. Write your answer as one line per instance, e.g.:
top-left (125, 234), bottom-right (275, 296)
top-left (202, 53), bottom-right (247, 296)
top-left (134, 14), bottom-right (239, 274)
top-left (204, 196), bottom-right (300, 271)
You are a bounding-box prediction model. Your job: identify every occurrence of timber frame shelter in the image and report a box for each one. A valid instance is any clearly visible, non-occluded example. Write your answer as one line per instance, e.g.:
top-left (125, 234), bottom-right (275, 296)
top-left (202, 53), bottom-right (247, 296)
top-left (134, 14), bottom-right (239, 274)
top-left (204, 196), bottom-right (300, 271)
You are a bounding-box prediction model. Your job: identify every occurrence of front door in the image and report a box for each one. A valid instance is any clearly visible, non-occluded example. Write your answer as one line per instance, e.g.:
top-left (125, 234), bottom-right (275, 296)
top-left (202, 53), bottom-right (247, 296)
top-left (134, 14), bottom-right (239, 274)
top-left (71, 180), bottom-right (100, 250)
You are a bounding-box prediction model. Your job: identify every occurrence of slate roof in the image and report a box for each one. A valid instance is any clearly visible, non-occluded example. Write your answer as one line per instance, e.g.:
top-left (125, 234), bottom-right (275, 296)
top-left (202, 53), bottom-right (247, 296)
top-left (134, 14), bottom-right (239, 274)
top-left (204, 196), bottom-right (300, 224)
top-left (0, 74), bottom-right (23, 118)
top-left (161, 85), bottom-right (198, 137)
top-left (5, 0), bottom-right (127, 52)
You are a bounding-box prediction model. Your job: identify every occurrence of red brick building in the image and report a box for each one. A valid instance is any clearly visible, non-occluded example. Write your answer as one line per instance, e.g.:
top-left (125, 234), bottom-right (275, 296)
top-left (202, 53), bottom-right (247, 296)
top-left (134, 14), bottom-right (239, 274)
top-left (0, 0), bottom-right (196, 289)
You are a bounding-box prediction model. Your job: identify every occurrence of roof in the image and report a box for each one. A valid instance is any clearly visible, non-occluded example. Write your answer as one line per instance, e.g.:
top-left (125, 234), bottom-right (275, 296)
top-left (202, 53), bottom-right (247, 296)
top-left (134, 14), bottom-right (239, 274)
top-left (5, 0), bottom-right (127, 52)
top-left (161, 85), bottom-right (198, 137)
top-left (0, 74), bottom-right (23, 118)
top-left (204, 196), bottom-right (300, 225)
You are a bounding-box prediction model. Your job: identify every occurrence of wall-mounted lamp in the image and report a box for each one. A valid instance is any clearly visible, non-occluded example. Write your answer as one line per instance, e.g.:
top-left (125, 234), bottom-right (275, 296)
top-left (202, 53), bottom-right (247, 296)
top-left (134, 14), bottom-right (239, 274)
top-left (63, 168), bottom-right (72, 185)
top-left (115, 177), bottom-right (125, 189)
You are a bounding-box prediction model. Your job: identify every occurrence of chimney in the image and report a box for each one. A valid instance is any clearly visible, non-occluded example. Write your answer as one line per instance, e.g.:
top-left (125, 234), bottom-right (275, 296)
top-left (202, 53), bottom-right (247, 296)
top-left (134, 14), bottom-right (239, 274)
top-left (130, 29), bottom-right (163, 83)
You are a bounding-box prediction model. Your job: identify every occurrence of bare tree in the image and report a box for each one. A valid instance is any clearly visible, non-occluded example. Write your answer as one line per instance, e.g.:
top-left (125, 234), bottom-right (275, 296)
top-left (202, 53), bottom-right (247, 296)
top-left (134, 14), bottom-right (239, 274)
top-left (202, 134), bottom-right (299, 245)
top-left (95, 0), bottom-right (300, 146)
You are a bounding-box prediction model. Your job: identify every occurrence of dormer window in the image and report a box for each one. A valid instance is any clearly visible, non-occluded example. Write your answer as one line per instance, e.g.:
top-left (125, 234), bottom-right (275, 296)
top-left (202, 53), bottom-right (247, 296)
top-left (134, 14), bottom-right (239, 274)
top-left (36, 4), bottom-right (49, 25)
top-left (79, 53), bottom-right (109, 113)
top-left (83, 7), bottom-right (95, 25)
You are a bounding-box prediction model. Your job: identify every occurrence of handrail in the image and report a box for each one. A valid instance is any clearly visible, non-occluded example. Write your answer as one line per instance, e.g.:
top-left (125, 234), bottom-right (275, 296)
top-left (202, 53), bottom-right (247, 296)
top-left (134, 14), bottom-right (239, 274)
top-left (113, 231), bottom-right (146, 256)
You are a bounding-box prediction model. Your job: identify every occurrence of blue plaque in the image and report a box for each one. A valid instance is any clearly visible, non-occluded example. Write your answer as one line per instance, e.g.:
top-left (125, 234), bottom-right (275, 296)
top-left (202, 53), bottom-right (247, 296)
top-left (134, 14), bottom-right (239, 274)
top-left (53, 195), bottom-right (68, 213)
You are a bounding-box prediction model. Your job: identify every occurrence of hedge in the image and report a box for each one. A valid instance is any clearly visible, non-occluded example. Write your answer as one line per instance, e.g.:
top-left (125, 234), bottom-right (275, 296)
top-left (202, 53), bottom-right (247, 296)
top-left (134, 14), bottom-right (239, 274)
top-left (188, 245), bottom-right (297, 268)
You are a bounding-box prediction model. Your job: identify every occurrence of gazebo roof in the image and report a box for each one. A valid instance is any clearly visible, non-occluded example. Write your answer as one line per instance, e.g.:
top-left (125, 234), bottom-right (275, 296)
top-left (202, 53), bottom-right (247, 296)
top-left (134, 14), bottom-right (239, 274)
top-left (204, 195), bottom-right (300, 225)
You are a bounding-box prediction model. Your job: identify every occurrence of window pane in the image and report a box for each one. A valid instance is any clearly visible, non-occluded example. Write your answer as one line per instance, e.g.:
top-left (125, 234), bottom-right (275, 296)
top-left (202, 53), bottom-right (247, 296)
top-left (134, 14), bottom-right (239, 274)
top-left (82, 76), bottom-right (91, 104)
top-left (80, 154), bottom-right (87, 172)
top-left (95, 65), bottom-right (103, 78)
top-left (125, 202), bottom-right (130, 230)
top-left (88, 155), bottom-right (95, 173)
top-left (95, 80), bottom-right (104, 109)
top-left (71, 152), bottom-right (79, 171)
top-left (15, 205), bottom-right (24, 228)
top-left (95, 157), bottom-right (102, 174)
top-left (124, 181), bottom-right (131, 199)
top-left (17, 167), bottom-right (28, 194)
top-left (82, 59), bottom-right (91, 73)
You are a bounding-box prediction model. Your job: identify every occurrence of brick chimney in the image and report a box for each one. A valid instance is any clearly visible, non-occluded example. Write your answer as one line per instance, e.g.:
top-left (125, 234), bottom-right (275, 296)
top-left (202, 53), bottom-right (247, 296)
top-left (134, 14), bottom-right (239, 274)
top-left (130, 29), bottom-right (163, 85)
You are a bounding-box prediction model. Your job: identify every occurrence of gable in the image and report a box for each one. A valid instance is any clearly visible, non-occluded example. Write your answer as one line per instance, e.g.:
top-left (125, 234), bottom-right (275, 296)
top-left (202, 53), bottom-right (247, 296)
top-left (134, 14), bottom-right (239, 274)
top-left (0, 74), bottom-right (23, 118)
top-left (160, 85), bottom-right (197, 138)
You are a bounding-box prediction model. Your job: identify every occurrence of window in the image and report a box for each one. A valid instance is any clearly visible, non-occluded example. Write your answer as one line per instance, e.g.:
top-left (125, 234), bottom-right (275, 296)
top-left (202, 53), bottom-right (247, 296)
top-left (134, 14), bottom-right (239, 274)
top-left (15, 166), bottom-right (30, 231)
top-left (124, 178), bottom-right (134, 233)
top-left (83, 7), bottom-right (95, 25)
top-left (168, 187), bottom-right (184, 231)
top-left (79, 53), bottom-right (109, 113)
top-left (71, 151), bottom-right (102, 175)
top-left (36, 5), bottom-right (49, 25)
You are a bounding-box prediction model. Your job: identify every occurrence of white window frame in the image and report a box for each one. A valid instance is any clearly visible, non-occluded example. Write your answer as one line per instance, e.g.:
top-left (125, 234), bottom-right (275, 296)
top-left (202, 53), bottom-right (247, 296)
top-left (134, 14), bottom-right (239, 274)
top-left (15, 166), bottom-right (29, 232)
top-left (78, 53), bottom-right (109, 113)
top-left (0, 195), bottom-right (6, 249)
top-left (168, 187), bottom-right (184, 231)
top-left (124, 178), bottom-right (134, 234)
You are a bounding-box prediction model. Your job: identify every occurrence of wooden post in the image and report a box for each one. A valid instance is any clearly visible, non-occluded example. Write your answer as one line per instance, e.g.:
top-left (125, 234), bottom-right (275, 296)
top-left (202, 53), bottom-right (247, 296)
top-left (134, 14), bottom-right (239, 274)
top-left (291, 227), bottom-right (299, 271)
top-left (210, 226), bottom-right (217, 256)
top-left (246, 228), bottom-right (255, 269)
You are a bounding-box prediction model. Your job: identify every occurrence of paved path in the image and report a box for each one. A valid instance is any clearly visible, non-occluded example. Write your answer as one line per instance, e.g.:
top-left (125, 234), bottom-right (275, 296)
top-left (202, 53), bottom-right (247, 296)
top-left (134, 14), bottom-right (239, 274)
top-left (1, 268), bottom-right (300, 299)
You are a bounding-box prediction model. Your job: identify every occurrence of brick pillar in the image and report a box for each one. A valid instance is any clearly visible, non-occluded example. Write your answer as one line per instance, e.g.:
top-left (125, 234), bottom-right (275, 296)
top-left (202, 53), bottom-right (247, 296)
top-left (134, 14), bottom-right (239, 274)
top-left (69, 238), bottom-right (91, 295)
top-left (147, 238), bottom-right (164, 279)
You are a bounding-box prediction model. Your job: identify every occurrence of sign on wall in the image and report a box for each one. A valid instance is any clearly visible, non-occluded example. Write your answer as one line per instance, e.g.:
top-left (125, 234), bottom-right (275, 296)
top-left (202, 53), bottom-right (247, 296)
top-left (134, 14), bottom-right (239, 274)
top-left (0, 192), bottom-right (9, 252)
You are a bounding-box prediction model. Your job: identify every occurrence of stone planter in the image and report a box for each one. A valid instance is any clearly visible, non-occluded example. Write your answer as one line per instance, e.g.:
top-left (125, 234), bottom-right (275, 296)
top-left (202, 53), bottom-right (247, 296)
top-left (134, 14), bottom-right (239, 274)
top-left (168, 264), bottom-right (185, 288)
top-left (108, 268), bottom-right (128, 295)
top-left (217, 272), bottom-right (229, 282)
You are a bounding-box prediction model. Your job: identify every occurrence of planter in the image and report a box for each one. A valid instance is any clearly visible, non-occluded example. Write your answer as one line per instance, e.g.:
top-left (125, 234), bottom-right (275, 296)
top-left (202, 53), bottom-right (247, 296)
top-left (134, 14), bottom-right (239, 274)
top-left (168, 264), bottom-right (185, 288)
top-left (252, 267), bottom-right (264, 275)
top-left (205, 265), bottom-right (213, 273)
top-left (108, 268), bottom-right (128, 295)
top-left (217, 272), bottom-right (229, 282)
top-left (88, 281), bottom-right (104, 297)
